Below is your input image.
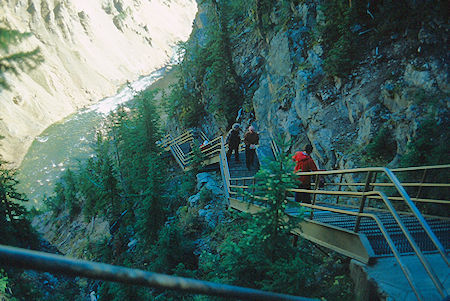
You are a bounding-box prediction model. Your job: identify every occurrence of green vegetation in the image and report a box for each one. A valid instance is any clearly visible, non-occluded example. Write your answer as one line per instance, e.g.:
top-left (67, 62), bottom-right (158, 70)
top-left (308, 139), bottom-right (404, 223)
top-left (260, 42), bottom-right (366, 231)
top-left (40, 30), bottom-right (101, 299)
top-left (167, 1), bottom-right (246, 128)
top-left (0, 159), bottom-right (42, 299)
top-left (320, 1), bottom-right (359, 77)
top-left (197, 140), bottom-right (354, 299)
top-left (320, 0), bottom-right (448, 77)
top-left (0, 28), bottom-right (43, 90)
top-left (44, 88), bottom-right (196, 300)
top-left (364, 126), bottom-right (397, 165)
top-left (400, 118), bottom-right (449, 167)
top-left (41, 86), bottom-right (355, 299)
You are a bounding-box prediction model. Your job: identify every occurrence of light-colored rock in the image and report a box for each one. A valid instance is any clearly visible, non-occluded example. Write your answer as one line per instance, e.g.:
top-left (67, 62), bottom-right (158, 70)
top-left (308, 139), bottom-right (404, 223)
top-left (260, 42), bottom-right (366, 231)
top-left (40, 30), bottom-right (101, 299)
top-left (0, 0), bottom-right (197, 166)
top-left (188, 172), bottom-right (228, 231)
top-left (196, 172), bottom-right (225, 197)
top-left (32, 211), bottom-right (110, 258)
top-left (403, 64), bottom-right (434, 91)
top-left (267, 31), bottom-right (291, 76)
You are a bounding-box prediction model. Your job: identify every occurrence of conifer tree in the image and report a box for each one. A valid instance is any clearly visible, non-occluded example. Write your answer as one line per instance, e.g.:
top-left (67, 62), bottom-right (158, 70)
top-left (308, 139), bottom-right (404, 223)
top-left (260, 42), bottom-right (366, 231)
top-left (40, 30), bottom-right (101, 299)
top-left (247, 138), bottom-right (299, 259)
top-left (135, 155), bottom-right (166, 245)
top-left (0, 28), bottom-right (43, 90)
top-left (0, 159), bottom-right (38, 248)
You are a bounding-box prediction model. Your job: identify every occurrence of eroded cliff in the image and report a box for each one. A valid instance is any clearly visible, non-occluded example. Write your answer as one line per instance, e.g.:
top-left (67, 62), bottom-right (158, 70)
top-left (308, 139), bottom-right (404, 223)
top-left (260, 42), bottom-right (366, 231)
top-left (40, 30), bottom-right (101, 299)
top-left (0, 0), bottom-right (197, 165)
top-left (177, 1), bottom-right (448, 171)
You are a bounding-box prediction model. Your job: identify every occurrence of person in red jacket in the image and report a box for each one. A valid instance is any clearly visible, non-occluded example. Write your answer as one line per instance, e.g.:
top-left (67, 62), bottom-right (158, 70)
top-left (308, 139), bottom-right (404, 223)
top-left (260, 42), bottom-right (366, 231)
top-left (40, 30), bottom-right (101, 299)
top-left (292, 144), bottom-right (318, 203)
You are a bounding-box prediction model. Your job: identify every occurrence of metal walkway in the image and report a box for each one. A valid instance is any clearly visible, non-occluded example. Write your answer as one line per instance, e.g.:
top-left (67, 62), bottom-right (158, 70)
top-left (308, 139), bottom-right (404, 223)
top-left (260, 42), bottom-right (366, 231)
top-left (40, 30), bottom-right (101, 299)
top-left (161, 130), bottom-right (450, 300)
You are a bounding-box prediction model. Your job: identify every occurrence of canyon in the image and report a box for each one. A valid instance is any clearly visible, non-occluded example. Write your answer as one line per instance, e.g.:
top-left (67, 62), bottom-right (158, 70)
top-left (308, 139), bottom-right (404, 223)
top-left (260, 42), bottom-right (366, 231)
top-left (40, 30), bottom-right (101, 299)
top-left (0, 0), bottom-right (197, 165)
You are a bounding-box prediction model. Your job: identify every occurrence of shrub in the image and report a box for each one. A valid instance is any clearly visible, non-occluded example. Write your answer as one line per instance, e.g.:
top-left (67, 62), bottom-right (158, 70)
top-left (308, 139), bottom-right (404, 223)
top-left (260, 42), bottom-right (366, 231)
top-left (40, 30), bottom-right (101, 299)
top-left (400, 118), bottom-right (449, 167)
top-left (364, 126), bottom-right (397, 165)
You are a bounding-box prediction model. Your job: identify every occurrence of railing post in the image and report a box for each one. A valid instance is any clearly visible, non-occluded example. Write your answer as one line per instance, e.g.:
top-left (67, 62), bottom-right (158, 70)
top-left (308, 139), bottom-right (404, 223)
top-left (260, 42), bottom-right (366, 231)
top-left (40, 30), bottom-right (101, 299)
top-left (218, 137), bottom-right (230, 205)
top-left (354, 171), bottom-right (374, 232)
top-left (335, 174), bottom-right (344, 204)
top-left (368, 172), bottom-right (378, 208)
top-left (416, 169), bottom-right (428, 199)
top-left (252, 177), bottom-right (256, 198)
top-left (310, 175), bottom-right (321, 220)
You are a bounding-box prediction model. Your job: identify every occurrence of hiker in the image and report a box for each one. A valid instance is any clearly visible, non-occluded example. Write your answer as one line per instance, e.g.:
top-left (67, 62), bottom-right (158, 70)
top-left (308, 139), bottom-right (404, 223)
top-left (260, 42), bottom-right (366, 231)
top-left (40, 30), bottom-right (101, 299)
top-left (226, 123), bottom-right (241, 161)
top-left (200, 139), bottom-right (209, 149)
top-left (243, 126), bottom-right (259, 170)
top-left (292, 144), bottom-right (318, 203)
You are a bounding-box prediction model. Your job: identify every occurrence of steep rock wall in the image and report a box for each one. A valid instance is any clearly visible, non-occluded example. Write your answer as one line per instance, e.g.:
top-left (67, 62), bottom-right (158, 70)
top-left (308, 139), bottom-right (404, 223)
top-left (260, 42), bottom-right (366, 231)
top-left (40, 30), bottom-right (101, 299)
top-left (0, 0), bottom-right (197, 165)
top-left (230, 2), bottom-right (448, 170)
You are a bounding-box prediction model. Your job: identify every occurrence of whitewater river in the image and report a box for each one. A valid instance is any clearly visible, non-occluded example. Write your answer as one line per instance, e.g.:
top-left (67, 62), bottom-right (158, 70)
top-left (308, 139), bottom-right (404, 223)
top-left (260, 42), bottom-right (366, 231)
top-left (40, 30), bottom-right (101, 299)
top-left (17, 68), bottom-right (168, 209)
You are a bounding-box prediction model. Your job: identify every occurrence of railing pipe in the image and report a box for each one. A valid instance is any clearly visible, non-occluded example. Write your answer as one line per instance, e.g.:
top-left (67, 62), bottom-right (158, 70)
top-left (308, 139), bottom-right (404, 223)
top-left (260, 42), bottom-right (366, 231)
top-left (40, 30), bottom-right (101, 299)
top-left (0, 245), bottom-right (314, 301)
top-left (310, 175), bottom-right (321, 220)
top-left (374, 190), bottom-right (447, 298)
top-left (391, 164), bottom-right (450, 172)
top-left (297, 204), bottom-right (423, 301)
top-left (335, 174), bottom-right (344, 204)
top-left (169, 145), bottom-right (186, 170)
top-left (294, 167), bottom-right (448, 264)
top-left (354, 171), bottom-right (374, 232)
top-left (415, 169), bottom-right (428, 199)
top-left (330, 182), bottom-right (450, 188)
top-left (219, 136), bottom-right (232, 205)
top-left (382, 168), bottom-right (449, 267)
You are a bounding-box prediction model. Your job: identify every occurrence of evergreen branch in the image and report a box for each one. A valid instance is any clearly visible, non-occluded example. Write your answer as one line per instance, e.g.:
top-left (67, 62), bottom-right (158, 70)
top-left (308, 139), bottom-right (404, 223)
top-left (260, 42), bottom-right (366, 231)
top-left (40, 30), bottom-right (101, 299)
top-left (0, 28), bottom-right (32, 51)
top-left (0, 47), bottom-right (43, 90)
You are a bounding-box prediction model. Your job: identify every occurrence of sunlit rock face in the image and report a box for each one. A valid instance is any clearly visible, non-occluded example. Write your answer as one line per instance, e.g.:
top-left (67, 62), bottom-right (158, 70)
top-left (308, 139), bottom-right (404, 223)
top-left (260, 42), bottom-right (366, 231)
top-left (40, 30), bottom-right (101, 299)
top-left (0, 0), bottom-right (197, 165)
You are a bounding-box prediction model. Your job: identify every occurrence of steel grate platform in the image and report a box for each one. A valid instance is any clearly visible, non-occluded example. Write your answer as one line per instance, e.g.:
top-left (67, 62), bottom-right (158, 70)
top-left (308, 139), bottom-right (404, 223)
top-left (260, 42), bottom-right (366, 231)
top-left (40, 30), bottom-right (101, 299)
top-left (305, 204), bottom-right (450, 257)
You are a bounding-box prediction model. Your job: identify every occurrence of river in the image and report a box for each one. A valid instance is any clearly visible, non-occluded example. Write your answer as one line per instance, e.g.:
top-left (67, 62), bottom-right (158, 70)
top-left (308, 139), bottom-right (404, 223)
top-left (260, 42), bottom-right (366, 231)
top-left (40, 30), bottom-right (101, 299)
top-left (17, 67), bottom-right (168, 209)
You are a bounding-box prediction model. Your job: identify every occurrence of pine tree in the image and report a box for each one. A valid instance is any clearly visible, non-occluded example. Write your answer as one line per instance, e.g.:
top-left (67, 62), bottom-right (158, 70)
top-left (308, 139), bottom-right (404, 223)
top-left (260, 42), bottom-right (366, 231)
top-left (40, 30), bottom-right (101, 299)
top-left (135, 155), bottom-right (166, 245)
top-left (238, 137), bottom-right (300, 259)
top-left (0, 28), bottom-right (43, 90)
top-left (0, 159), bottom-right (38, 248)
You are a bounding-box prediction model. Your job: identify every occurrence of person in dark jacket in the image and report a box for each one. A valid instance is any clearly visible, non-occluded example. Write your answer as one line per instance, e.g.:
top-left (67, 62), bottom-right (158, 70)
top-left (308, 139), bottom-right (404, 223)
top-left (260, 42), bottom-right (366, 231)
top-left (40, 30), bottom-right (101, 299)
top-left (292, 144), bottom-right (318, 203)
top-left (226, 123), bottom-right (241, 161)
top-left (243, 126), bottom-right (259, 170)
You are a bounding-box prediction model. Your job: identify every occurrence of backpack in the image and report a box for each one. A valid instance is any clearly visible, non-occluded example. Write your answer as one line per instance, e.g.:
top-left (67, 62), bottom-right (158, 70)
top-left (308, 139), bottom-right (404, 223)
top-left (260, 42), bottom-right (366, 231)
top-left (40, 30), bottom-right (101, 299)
top-left (226, 129), bottom-right (240, 146)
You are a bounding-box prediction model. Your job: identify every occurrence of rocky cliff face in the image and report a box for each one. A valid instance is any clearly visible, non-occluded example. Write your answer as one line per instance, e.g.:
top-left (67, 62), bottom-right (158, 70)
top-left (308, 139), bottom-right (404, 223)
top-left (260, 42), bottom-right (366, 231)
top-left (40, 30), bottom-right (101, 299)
top-left (229, 2), bottom-right (448, 170)
top-left (0, 0), bottom-right (197, 165)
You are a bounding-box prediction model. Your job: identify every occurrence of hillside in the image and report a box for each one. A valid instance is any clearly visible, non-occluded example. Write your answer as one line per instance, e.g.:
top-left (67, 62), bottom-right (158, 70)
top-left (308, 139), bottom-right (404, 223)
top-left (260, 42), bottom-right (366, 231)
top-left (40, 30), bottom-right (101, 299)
top-left (168, 0), bottom-right (448, 170)
top-left (0, 0), bottom-right (197, 165)
top-left (0, 0), bottom-right (448, 300)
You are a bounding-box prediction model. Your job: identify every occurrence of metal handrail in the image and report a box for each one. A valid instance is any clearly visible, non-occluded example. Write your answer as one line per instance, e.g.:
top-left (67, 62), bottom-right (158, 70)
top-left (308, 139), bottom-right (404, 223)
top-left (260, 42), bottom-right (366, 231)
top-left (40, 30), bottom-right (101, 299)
top-left (294, 188), bottom-right (446, 297)
top-left (329, 182), bottom-right (450, 188)
top-left (228, 167), bottom-right (448, 298)
top-left (161, 130), bottom-right (193, 148)
top-left (270, 140), bottom-right (281, 160)
top-left (295, 203), bottom-right (423, 301)
top-left (165, 132), bottom-right (449, 300)
top-left (391, 164), bottom-right (450, 172)
top-left (0, 245), bottom-right (313, 301)
top-left (218, 136), bottom-right (232, 203)
top-left (229, 182), bottom-right (444, 300)
top-left (294, 167), bottom-right (448, 266)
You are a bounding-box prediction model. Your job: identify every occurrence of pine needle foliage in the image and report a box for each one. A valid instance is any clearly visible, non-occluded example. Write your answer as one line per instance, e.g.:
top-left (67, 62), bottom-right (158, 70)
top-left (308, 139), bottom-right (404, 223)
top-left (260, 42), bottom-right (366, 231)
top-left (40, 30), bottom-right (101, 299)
top-left (320, 0), bottom-right (448, 78)
top-left (0, 159), bottom-right (38, 248)
top-left (166, 1), bottom-right (244, 128)
top-left (0, 28), bottom-right (43, 90)
top-left (245, 137), bottom-right (300, 259)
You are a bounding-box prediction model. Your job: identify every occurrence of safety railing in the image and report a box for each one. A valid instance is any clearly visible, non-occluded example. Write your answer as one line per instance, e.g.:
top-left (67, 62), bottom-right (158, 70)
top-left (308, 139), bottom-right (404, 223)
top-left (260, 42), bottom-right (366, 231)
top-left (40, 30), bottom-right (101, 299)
top-left (162, 131), bottom-right (237, 171)
top-left (328, 165), bottom-right (450, 206)
top-left (0, 245), bottom-right (314, 301)
top-left (218, 136), bottom-right (232, 202)
top-left (270, 139), bottom-right (281, 160)
top-left (227, 166), bottom-right (449, 300)
top-left (164, 132), bottom-right (449, 300)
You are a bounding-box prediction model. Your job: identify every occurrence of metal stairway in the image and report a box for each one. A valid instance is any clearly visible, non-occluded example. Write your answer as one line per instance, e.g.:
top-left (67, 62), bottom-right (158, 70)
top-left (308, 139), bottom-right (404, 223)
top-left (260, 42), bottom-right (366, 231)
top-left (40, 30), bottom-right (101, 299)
top-left (161, 130), bottom-right (450, 300)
